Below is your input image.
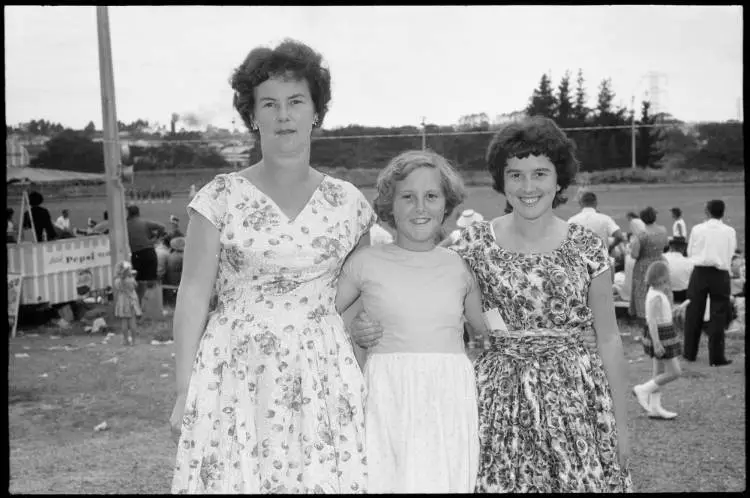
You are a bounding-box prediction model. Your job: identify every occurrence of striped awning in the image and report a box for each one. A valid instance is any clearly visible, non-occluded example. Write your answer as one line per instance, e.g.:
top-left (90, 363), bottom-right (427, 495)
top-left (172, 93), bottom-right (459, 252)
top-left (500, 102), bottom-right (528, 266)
top-left (6, 139), bottom-right (30, 167)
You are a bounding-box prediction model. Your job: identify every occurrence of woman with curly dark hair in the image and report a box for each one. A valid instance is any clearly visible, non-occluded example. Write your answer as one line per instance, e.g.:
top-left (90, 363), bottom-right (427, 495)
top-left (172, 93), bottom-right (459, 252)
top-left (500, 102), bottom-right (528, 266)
top-left (629, 206), bottom-right (669, 324)
top-left (169, 39), bottom-right (374, 493)
top-left (454, 116), bottom-right (631, 492)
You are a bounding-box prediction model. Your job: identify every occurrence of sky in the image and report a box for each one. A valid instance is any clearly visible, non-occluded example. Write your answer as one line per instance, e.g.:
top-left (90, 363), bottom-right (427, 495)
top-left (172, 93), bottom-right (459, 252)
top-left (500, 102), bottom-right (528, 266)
top-left (4, 5), bottom-right (743, 132)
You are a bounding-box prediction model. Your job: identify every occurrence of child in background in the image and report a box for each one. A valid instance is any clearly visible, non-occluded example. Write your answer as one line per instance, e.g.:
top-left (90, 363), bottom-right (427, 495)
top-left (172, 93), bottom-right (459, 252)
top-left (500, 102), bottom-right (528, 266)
top-left (632, 260), bottom-right (683, 419)
top-left (336, 150), bottom-right (487, 493)
top-left (113, 260), bottom-right (142, 346)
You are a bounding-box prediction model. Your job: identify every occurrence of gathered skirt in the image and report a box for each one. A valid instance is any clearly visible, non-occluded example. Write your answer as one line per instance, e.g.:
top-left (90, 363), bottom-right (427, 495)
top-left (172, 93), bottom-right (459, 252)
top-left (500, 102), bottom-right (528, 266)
top-left (171, 308), bottom-right (367, 494)
top-left (474, 331), bottom-right (632, 493)
top-left (364, 352), bottom-right (479, 493)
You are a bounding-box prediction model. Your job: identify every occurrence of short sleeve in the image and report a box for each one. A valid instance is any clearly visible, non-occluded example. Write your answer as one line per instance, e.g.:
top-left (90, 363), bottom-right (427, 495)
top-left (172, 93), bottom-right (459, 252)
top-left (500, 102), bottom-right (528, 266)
top-left (580, 227), bottom-right (610, 279)
top-left (447, 223), bottom-right (480, 257)
top-left (352, 187), bottom-right (376, 244)
top-left (187, 174), bottom-right (231, 231)
top-left (341, 246), bottom-right (367, 288)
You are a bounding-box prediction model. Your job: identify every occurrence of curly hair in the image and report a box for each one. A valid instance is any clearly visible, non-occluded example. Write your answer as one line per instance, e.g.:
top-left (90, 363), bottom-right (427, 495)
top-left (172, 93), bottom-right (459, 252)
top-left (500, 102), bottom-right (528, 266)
top-left (639, 206), bottom-right (657, 225)
top-left (486, 115), bottom-right (579, 208)
top-left (374, 149), bottom-right (466, 230)
top-left (230, 39), bottom-right (332, 139)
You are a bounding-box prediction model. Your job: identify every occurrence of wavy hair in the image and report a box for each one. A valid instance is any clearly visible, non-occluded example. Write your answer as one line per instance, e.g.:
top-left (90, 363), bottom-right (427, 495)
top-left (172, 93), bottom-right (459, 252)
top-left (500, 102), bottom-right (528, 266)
top-left (486, 115), bottom-right (579, 208)
top-left (374, 149), bottom-right (466, 230)
top-left (230, 39), bottom-right (332, 139)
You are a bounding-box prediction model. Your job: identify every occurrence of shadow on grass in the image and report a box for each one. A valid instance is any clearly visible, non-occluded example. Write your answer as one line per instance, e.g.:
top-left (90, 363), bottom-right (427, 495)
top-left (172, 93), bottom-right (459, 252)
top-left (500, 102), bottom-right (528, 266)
top-left (8, 318), bottom-right (745, 493)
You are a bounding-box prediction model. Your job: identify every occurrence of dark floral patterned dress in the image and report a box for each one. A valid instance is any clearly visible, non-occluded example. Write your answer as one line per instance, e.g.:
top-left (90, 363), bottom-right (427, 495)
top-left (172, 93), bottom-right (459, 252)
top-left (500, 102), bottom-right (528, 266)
top-left (171, 172), bottom-right (375, 493)
top-left (452, 221), bottom-right (632, 493)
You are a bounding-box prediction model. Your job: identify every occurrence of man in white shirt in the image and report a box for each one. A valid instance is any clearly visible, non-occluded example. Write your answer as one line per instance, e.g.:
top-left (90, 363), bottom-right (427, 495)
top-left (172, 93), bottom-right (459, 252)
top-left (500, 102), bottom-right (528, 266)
top-left (568, 192), bottom-right (625, 251)
top-left (663, 236), bottom-right (693, 304)
top-left (55, 209), bottom-right (72, 232)
top-left (684, 199), bottom-right (737, 366)
top-left (670, 207), bottom-right (688, 240)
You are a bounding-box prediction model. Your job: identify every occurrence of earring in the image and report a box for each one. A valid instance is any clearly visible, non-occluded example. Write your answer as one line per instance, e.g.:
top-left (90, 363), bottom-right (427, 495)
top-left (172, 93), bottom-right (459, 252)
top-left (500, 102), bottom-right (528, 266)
top-left (313, 115), bottom-right (319, 127)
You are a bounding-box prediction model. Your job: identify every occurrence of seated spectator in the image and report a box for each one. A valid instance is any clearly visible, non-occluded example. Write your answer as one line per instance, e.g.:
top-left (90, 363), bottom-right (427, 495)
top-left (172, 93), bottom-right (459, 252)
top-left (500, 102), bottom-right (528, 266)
top-left (663, 236), bottom-right (693, 304)
top-left (164, 236), bottom-right (185, 288)
top-left (92, 211), bottom-right (110, 235)
top-left (55, 209), bottom-right (72, 232)
top-left (610, 234), bottom-right (631, 274)
top-left (22, 191), bottom-right (57, 242)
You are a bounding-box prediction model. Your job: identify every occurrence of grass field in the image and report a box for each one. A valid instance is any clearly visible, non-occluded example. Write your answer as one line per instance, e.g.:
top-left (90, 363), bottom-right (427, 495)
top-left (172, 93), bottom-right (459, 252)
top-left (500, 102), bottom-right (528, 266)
top-left (11, 183), bottom-right (745, 252)
top-left (8, 310), bottom-right (746, 493)
top-left (27, 182), bottom-right (745, 252)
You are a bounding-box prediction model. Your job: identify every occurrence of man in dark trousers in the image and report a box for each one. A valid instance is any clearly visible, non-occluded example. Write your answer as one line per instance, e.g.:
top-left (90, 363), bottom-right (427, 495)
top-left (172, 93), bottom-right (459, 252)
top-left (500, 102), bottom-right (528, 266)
top-left (126, 204), bottom-right (167, 306)
top-left (683, 200), bottom-right (737, 366)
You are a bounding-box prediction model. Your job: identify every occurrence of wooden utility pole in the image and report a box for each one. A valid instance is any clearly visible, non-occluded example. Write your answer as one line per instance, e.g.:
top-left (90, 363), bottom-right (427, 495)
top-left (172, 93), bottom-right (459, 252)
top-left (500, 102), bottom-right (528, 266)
top-left (96, 6), bottom-right (130, 268)
top-left (630, 95), bottom-right (637, 169)
top-left (421, 116), bottom-right (427, 150)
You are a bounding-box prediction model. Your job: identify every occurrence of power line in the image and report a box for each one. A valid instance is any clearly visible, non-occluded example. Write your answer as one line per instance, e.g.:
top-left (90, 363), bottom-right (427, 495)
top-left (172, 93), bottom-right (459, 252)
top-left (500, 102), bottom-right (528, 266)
top-left (32, 122), bottom-right (695, 148)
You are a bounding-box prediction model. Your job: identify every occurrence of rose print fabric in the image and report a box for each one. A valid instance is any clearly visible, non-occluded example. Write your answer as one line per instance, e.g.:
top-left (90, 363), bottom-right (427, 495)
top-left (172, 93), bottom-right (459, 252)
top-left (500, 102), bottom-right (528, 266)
top-left (171, 172), bottom-right (375, 494)
top-left (452, 221), bottom-right (632, 493)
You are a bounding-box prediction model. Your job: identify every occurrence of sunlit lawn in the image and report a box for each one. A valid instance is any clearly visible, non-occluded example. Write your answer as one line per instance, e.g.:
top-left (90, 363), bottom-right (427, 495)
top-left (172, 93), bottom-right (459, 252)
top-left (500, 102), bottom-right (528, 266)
top-left (8, 308), bottom-right (745, 494)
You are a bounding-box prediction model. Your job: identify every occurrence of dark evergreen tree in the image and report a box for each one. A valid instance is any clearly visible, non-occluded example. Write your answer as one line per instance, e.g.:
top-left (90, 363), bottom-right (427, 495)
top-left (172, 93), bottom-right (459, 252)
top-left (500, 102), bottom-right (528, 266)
top-left (554, 71), bottom-right (574, 128)
top-left (526, 73), bottom-right (558, 118)
top-left (636, 100), bottom-right (665, 168)
top-left (573, 69), bottom-right (590, 125)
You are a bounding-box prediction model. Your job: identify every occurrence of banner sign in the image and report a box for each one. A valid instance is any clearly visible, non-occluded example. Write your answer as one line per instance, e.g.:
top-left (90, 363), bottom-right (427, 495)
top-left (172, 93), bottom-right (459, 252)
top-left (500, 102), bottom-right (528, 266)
top-left (44, 240), bottom-right (111, 274)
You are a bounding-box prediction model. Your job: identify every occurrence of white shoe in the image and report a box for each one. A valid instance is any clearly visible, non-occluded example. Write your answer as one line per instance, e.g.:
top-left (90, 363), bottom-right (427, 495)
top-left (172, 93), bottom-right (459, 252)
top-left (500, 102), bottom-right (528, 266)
top-left (648, 392), bottom-right (677, 420)
top-left (632, 384), bottom-right (652, 413)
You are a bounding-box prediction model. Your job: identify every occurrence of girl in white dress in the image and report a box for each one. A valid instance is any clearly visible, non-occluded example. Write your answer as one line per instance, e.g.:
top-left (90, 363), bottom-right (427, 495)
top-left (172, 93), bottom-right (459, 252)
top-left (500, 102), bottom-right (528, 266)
top-left (336, 150), bottom-right (487, 493)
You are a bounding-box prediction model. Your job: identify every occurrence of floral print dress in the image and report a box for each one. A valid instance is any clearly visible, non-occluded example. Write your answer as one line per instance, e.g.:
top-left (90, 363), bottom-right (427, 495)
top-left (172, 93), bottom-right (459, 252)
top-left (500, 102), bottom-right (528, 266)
top-left (453, 221), bottom-right (632, 493)
top-left (171, 172), bottom-right (375, 494)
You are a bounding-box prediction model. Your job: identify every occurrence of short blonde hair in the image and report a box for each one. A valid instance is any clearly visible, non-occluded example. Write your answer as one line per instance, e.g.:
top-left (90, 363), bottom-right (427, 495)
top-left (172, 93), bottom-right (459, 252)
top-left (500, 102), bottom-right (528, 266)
top-left (645, 260), bottom-right (670, 287)
top-left (374, 149), bottom-right (466, 229)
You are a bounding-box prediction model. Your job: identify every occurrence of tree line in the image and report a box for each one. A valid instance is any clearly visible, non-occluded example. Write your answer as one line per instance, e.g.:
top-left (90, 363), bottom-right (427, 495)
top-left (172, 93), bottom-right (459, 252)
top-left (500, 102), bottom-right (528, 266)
top-left (8, 71), bottom-right (743, 174)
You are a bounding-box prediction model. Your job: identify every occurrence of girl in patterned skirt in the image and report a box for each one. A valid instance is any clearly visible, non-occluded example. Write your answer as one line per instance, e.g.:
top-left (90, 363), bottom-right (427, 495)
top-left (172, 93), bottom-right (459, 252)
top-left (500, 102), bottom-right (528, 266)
top-left (113, 260), bottom-right (142, 346)
top-left (633, 260), bottom-right (683, 419)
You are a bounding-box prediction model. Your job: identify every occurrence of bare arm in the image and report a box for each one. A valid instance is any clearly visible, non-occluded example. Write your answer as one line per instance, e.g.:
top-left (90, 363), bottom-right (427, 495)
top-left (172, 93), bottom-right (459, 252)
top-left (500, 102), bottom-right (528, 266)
top-left (588, 269), bottom-right (630, 465)
top-left (645, 296), bottom-right (663, 351)
top-left (462, 264), bottom-right (488, 342)
top-left (173, 214), bottom-right (220, 397)
top-left (335, 262), bottom-right (362, 315)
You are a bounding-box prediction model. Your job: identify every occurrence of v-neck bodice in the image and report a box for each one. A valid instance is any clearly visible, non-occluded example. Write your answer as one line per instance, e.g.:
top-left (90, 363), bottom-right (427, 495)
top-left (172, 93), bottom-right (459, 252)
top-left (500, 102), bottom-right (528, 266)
top-left (232, 171), bottom-right (328, 223)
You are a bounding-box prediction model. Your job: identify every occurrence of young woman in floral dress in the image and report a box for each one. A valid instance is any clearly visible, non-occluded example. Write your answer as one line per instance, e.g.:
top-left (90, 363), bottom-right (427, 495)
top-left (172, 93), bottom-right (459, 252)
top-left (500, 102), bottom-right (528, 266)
top-left (453, 116), bottom-right (632, 492)
top-left (169, 40), bottom-right (374, 494)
